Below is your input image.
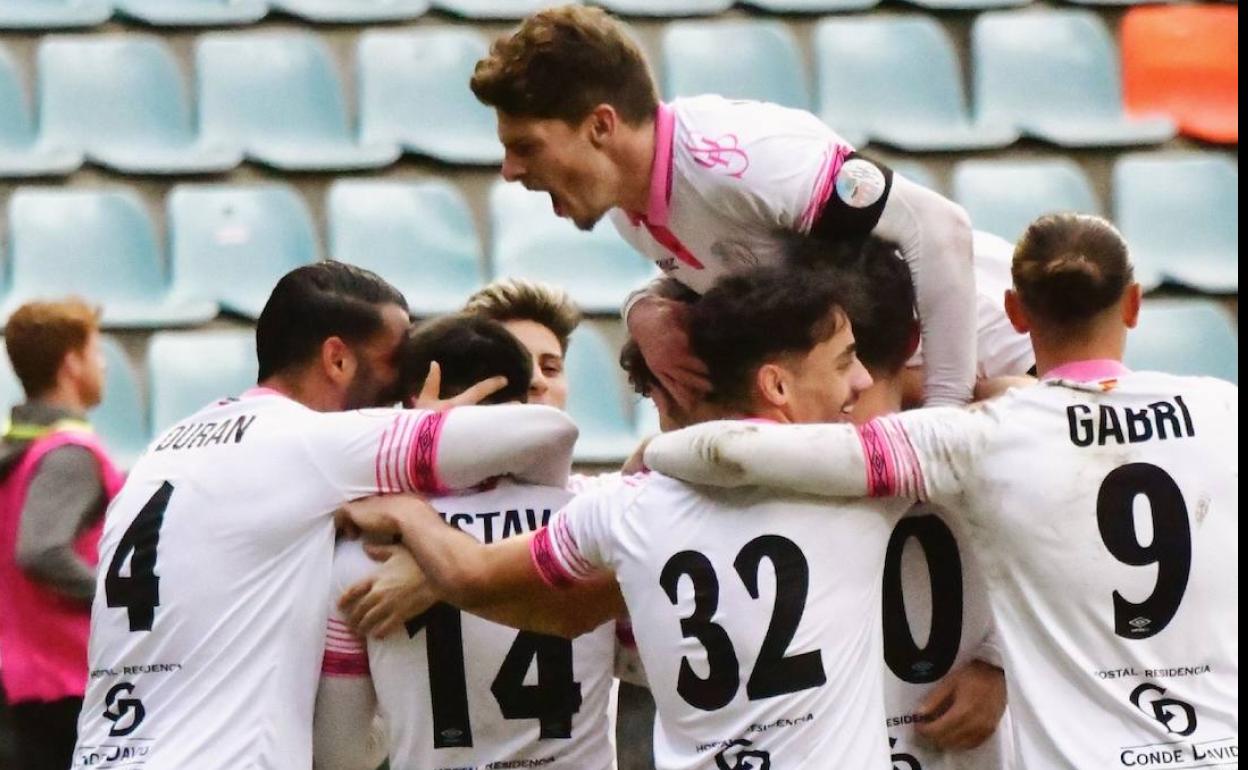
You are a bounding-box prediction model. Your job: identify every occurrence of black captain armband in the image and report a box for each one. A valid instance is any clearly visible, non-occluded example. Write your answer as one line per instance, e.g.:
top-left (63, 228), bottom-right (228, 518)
top-left (810, 153), bottom-right (894, 241)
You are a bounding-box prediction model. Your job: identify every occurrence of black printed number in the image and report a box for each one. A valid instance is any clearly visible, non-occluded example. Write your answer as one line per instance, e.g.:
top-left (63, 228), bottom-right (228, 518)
top-left (660, 535), bottom-right (826, 711)
top-left (1097, 463), bottom-right (1192, 639)
top-left (882, 515), bottom-right (963, 684)
top-left (105, 482), bottom-right (173, 632)
top-left (407, 605), bottom-right (582, 748)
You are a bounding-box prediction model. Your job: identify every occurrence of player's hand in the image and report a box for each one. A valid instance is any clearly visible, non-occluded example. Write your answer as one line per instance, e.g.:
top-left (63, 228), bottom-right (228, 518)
top-left (410, 361), bottom-right (507, 411)
top-left (338, 545), bottom-right (436, 638)
top-left (622, 436), bottom-right (652, 475)
top-left (334, 494), bottom-right (429, 539)
top-left (915, 659), bottom-right (1007, 751)
top-left (628, 296), bottom-right (711, 413)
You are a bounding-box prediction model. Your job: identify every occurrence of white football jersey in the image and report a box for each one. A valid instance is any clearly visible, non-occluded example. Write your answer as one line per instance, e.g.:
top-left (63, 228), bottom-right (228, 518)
top-left (532, 472), bottom-right (910, 770)
top-left (74, 391), bottom-right (575, 770)
top-left (647, 364), bottom-right (1239, 769)
top-left (328, 481), bottom-right (617, 770)
top-left (883, 502), bottom-right (1011, 770)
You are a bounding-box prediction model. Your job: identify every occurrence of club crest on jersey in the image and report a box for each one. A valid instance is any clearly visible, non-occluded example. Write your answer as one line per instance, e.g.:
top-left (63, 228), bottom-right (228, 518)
top-left (685, 134), bottom-right (750, 179)
top-left (103, 682), bottom-right (147, 737)
top-left (714, 737), bottom-right (771, 770)
top-left (1130, 683), bottom-right (1198, 736)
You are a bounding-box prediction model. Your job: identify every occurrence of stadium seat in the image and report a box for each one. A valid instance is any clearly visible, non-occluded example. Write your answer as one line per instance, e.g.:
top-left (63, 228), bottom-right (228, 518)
top-left (0, 0), bottom-right (110, 29)
top-left (3, 189), bottom-right (217, 328)
top-left (598, 0), bottom-right (734, 17)
top-left (815, 17), bottom-right (1017, 152)
top-left (147, 330), bottom-right (258, 438)
top-left (0, 44), bottom-right (81, 177)
top-left (0, 356), bottom-right (22, 416)
top-left (431, 0), bottom-right (544, 19)
top-left (328, 180), bottom-right (485, 317)
top-left (92, 336), bottom-right (150, 468)
top-left (634, 397), bottom-right (661, 438)
top-left (662, 21), bottom-right (810, 111)
top-left (565, 325), bottom-right (639, 463)
top-left (1114, 153), bottom-right (1238, 294)
top-left (973, 10), bottom-right (1175, 147)
top-left (38, 37), bottom-right (241, 175)
top-left (1122, 5), bottom-right (1237, 144)
top-left (952, 159), bottom-right (1099, 243)
top-left (197, 33), bottom-right (399, 171)
top-left (357, 29), bottom-right (501, 165)
top-left (490, 181), bottom-right (659, 315)
top-left (1126, 300), bottom-right (1238, 384)
top-left (269, 0), bottom-right (427, 22)
top-left (740, 0), bottom-right (878, 12)
top-left (168, 185), bottom-right (320, 319)
top-left (114, 0), bottom-right (268, 26)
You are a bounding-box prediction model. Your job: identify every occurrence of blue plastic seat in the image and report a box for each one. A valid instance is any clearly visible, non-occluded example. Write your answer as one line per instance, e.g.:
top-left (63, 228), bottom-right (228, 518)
top-left (91, 336), bottom-right (150, 468)
top-left (3, 189), bottom-right (217, 329)
top-left (197, 33), bottom-right (398, 171)
top-left (0, 44), bottom-right (80, 177)
top-left (357, 29), bottom-right (501, 165)
top-left (565, 325), bottom-right (639, 463)
top-left (742, 0), bottom-right (878, 10)
top-left (490, 181), bottom-right (658, 315)
top-left (953, 159), bottom-right (1099, 244)
top-left (597, 0), bottom-right (733, 16)
top-left (114, 0), bottom-right (267, 25)
top-left (1114, 153), bottom-right (1238, 294)
top-left (663, 21), bottom-right (809, 111)
top-left (38, 37), bottom-right (241, 174)
top-left (0, 0), bottom-right (111, 29)
top-left (815, 17), bottom-right (1017, 152)
top-left (328, 180), bottom-right (484, 317)
top-left (973, 11), bottom-right (1176, 147)
top-left (147, 330), bottom-right (258, 437)
top-left (0, 355), bottom-right (23, 416)
top-left (431, 0), bottom-right (543, 19)
top-left (168, 185), bottom-right (319, 319)
top-left (1126, 300), bottom-right (1238, 384)
top-left (269, 0), bottom-right (426, 22)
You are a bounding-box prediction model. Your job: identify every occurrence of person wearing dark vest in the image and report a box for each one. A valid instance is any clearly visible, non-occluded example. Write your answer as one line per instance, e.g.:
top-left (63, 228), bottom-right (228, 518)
top-left (0, 298), bottom-right (121, 770)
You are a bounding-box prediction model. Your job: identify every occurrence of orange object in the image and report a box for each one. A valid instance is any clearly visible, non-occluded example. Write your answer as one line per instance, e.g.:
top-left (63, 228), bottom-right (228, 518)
top-left (1122, 4), bottom-right (1238, 144)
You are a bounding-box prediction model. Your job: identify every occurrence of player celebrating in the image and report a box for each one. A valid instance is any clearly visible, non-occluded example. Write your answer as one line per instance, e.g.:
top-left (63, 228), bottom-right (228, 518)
top-left (645, 214), bottom-right (1239, 769)
top-left (470, 5), bottom-right (978, 410)
top-left (73, 264), bottom-right (578, 770)
top-left (314, 313), bottom-right (621, 770)
top-left (334, 267), bottom-right (930, 770)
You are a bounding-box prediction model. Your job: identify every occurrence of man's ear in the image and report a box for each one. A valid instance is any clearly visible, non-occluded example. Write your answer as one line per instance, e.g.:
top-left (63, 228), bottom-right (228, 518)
top-left (1004, 289), bottom-right (1031, 335)
top-left (586, 104), bottom-right (618, 148)
top-left (755, 362), bottom-right (788, 410)
top-left (321, 336), bottom-right (356, 387)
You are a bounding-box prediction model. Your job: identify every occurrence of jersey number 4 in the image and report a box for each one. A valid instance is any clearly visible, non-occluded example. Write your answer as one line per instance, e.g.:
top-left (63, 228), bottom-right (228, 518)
top-left (660, 535), bottom-right (827, 711)
top-left (406, 604), bottom-right (583, 749)
top-left (105, 482), bottom-right (173, 632)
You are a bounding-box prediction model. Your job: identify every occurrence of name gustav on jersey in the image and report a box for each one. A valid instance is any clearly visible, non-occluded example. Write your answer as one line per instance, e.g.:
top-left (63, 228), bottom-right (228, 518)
top-left (439, 507), bottom-right (554, 544)
top-left (153, 412), bottom-right (257, 453)
top-left (1067, 396), bottom-right (1195, 448)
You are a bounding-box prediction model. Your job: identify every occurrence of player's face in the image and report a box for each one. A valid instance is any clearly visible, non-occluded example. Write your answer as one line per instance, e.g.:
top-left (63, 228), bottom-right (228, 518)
top-left (780, 319), bottom-right (874, 424)
top-left (344, 303), bottom-right (411, 410)
top-left (502, 319), bottom-right (569, 410)
top-left (72, 330), bottom-right (107, 409)
top-left (497, 112), bottom-right (616, 232)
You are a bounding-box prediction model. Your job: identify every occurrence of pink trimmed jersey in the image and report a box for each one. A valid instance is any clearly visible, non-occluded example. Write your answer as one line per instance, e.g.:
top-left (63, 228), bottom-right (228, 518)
top-left (532, 472), bottom-right (910, 770)
top-left (73, 392), bottom-right (556, 770)
top-left (326, 481), bottom-right (616, 770)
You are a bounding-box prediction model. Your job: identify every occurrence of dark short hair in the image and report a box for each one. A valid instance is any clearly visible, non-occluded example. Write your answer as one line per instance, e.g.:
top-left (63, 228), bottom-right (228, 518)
top-left (255, 262), bottom-right (408, 381)
top-left (785, 236), bottom-right (917, 377)
top-left (399, 313), bottom-right (533, 405)
top-left (471, 5), bottom-right (659, 126)
top-left (690, 266), bottom-right (862, 409)
top-left (619, 278), bottom-right (700, 397)
top-left (1013, 213), bottom-right (1135, 329)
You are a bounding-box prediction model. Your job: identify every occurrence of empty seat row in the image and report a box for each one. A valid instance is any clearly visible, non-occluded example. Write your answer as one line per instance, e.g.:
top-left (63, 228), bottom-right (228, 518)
top-left (0, 325), bottom-right (657, 465)
top-left (0, 180), bottom-right (657, 325)
top-left (3, 9), bottom-right (1236, 178)
top-left (2, 0), bottom-right (1215, 29)
top-left (668, 9), bottom-right (1235, 150)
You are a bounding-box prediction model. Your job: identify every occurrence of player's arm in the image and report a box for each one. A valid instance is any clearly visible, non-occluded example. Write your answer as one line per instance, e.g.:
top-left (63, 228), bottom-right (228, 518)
top-left (643, 409), bottom-right (992, 505)
top-left (336, 495), bottom-right (625, 639)
top-left (315, 403), bottom-right (578, 500)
